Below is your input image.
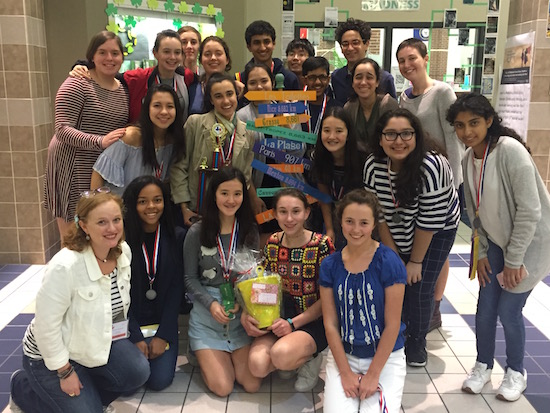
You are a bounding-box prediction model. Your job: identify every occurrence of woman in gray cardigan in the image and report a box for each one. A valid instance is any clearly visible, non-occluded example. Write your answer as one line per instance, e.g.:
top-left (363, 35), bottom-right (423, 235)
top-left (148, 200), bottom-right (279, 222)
top-left (447, 93), bottom-right (550, 402)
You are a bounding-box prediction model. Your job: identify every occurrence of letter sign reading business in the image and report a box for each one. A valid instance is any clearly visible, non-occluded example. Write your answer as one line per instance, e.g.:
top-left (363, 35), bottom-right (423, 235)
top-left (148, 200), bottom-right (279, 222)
top-left (361, 0), bottom-right (420, 11)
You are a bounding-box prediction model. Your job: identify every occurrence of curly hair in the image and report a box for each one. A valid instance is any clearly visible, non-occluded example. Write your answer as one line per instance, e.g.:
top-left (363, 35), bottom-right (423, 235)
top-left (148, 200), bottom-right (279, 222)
top-left (335, 18), bottom-right (371, 44)
top-left (335, 188), bottom-right (381, 228)
top-left (63, 192), bottom-right (125, 260)
top-left (373, 109), bottom-right (444, 207)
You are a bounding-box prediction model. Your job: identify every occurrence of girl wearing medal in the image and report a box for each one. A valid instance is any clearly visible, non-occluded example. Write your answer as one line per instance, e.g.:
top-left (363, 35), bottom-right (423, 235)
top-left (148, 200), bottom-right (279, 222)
top-left (237, 61), bottom-right (307, 243)
top-left (363, 108), bottom-right (459, 368)
top-left (446, 94), bottom-right (550, 401)
top-left (183, 167), bottom-right (262, 396)
top-left (122, 176), bottom-right (185, 391)
top-left (91, 84), bottom-right (185, 195)
top-left (312, 107), bottom-right (366, 249)
top-left (344, 58), bottom-right (398, 153)
top-left (241, 188), bottom-right (334, 392)
top-left (171, 73), bottom-right (257, 227)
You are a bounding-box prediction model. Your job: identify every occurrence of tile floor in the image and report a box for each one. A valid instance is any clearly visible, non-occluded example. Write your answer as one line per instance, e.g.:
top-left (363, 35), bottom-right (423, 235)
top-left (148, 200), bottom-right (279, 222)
top-left (0, 223), bottom-right (549, 412)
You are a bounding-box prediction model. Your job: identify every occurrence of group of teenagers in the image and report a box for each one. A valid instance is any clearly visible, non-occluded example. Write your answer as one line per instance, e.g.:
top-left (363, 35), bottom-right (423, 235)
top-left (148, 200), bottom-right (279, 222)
top-left (8, 16), bottom-right (550, 413)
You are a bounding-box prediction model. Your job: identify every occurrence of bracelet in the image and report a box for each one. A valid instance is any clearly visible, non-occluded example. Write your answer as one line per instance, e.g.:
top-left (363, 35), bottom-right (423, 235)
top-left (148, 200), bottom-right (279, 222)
top-left (409, 259), bottom-right (423, 264)
top-left (287, 318), bottom-right (296, 332)
top-left (57, 364), bottom-right (75, 380)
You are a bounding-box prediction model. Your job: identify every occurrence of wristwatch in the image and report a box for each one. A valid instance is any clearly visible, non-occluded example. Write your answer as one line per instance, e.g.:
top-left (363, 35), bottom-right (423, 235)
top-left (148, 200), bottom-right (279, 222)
top-left (287, 318), bottom-right (296, 331)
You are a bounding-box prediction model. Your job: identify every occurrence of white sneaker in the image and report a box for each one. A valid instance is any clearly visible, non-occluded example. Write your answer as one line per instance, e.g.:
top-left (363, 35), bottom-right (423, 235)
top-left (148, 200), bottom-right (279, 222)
top-left (294, 354), bottom-right (322, 392)
top-left (103, 404), bottom-right (117, 413)
top-left (497, 368), bottom-right (527, 402)
top-left (277, 369), bottom-right (297, 380)
top-left (462, 361), bottom-right (492, 394)
top-left (9, 395), bottom-right (24, 413)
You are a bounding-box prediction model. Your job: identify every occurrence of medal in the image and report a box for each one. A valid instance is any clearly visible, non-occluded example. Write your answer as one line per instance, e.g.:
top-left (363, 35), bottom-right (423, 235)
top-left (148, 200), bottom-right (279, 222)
top-left (473, 216), bottom-right (481, 229)
top-left (142, 225), bottom-right (160, 300)
top-left (211, 123), bottom-right (226, 139)
top-left (391, 213), bottom-right (402, 224)
top-left (146, 288), bottom-right (157, 300)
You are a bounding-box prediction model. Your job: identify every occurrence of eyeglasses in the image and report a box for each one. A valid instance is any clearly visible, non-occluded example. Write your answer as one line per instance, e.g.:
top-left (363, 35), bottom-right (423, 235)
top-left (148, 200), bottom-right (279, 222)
top-left (80, 186), bottom-right (111, 198)
top-left (381, 131), bottom-right (415, 141)
top-left (305, 74), bottom-right (329, 82)
top-left (340, 39), bottom-right (364, 49)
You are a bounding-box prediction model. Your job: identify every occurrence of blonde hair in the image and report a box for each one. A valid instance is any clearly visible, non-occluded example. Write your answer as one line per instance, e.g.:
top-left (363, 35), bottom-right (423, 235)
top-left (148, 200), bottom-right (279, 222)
top-left (63, 192), bottom-right (125, 260)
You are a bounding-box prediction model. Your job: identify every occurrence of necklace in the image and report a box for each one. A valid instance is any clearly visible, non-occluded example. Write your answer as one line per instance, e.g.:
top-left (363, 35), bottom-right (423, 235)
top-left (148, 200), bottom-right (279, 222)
top-left (94, 253), bottom-right (108, 263)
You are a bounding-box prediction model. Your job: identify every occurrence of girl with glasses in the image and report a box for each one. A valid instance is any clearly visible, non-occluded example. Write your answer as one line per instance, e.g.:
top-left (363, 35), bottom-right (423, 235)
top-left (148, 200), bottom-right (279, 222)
top-left (363, 108), bottom-right (459, 368)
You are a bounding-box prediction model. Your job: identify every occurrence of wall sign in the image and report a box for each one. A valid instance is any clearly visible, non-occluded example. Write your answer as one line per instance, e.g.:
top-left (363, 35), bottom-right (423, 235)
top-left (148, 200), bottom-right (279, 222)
top-left (361, 0), bottom-right (420, 11)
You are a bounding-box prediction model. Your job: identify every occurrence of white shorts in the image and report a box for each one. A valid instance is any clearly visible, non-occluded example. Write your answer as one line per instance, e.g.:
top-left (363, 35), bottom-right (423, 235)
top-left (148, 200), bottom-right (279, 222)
top-left (323, 348), bottom-right (406, 413)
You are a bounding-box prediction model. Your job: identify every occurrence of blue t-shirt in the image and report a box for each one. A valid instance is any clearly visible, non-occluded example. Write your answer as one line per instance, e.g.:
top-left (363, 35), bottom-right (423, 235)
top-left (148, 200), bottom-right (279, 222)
top-left (319, 244), bottom-right (407, 358)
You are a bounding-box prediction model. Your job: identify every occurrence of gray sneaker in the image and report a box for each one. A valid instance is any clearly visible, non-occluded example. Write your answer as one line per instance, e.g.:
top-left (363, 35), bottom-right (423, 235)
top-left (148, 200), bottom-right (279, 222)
top-left (294, 354), bottom-right (322, 392)
top-left (103, 404), bottom-right (117, 413)
top-left (277, 369), bottom-right (297, 380)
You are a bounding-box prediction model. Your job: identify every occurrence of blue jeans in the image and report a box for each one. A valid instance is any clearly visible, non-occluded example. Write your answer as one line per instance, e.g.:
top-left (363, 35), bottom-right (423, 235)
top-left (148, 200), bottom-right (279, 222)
top-left (11, 339), bottom-right (150, 413)
top-left (144, 336), bottom-right (178, 391)
top-left (476, 239), bottom-right (532, 372)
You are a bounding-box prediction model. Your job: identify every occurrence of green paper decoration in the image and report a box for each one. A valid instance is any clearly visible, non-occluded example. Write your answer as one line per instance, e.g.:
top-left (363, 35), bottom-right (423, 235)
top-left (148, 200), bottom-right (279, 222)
top-left (147, 0), bottom-right (159, 10)
top-left (206, 4), bottom-right (216, 16)
top-left (130, 0), bottom-right (142, 6)
top-left (124, 15), bottom-right (137, 27)
top-left (173, 18), bottom-right (183, 29)
top-left (164, 0), bottom-right (175, 12)
top-left (106, 21), bottom-right (120, 34)
top-left (215, 11), bottom-right (224, 24)
top-left (105, 3), bottom-right (118, 16)
top-left (215, 27), bottom-right (224, 38)
top-left (113, 0), bottom-right (125, 5)
top-left (179, 1), bottom-right (189, 13)
top-left (192, 2), bottom-right (202, 14)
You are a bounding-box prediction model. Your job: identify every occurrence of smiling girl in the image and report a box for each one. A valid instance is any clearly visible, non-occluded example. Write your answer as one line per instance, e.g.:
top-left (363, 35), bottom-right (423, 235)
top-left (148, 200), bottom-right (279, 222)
top-left (363, 108), bottom-right (459, 368)
top-left (241, 188), bottom-right (334, 392)
top-left (446, 94), bottom-right (550, 401)
top-left (344, 58), bottom-right (398, 153)
top-left (183, 167), bottom-right (261, 396)
top-left (312, 107), bottom-right (366, 248)
top-left (122, 176), bottom-right (185, 391)
top-left (91, 84), bottom-right (185, 195)
top-left (170, 73), bottom-right (256, 226)
top-left (320, 189), bottom-right (407, 413)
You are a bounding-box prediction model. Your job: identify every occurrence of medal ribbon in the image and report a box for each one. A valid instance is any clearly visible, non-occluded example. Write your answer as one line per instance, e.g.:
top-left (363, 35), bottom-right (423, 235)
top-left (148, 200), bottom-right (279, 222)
top-left (155, 75), bottom-right (177, 93)
top-left (331, 179), bottom-right (344, 201)
top-left (216, 219), bottom-right (239, 283)
top-left (377, 384), bottom-right (389, 413)
top-left (386, 159), bottom-right (400, 213)
top-left (469, 140), bottom-right (491, 280)
top-left (142, 225), bottom-right (161, 288)
top-left (154, 161), bottom-right (164, 179)
top-left (219, 127), bottom-right (236, 165)
top-left (305, 91), bottom-right (327, 135)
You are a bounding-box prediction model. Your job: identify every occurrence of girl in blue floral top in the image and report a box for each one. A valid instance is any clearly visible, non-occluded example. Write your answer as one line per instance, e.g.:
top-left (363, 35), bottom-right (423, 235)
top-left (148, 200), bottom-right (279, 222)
top-left (320, 189), bottom-right (407, 413)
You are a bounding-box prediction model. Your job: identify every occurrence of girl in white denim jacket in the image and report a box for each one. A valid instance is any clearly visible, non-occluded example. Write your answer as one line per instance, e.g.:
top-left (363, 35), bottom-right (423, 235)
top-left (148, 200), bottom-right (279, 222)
top-left (10, 191), bottom-right (150, 413)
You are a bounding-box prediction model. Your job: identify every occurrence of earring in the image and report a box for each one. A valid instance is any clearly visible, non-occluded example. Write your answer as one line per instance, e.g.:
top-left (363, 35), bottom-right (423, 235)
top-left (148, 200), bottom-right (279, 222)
top-left (85, 234), bottom-right (90, 241)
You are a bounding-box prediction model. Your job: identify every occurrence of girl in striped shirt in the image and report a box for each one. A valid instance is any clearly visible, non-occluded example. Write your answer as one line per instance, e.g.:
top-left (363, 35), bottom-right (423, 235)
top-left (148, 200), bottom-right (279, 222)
top-left (363, 108), bottom-right (459, 368)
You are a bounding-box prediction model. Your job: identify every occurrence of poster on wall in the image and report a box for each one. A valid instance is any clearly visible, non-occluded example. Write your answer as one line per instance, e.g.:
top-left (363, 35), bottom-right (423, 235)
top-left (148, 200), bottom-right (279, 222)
top-left (495, 31), bottom-right (535, 141)
top-left (325, 7), bottom-right (338, 27)
top-left (361, 0), bottom-right (420, 11)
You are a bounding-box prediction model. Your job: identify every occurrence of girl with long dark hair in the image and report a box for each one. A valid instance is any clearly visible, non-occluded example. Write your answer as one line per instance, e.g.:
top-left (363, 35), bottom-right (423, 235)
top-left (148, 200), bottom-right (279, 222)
top-left (363, 108), bottom-right (459, 368)
top-left (183, 167), bottom-right (261, 396)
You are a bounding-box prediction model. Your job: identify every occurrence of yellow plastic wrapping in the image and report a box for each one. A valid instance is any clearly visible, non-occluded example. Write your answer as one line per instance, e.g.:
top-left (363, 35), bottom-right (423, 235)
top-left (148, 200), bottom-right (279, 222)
top-left (236, 266), bottom-right (281, 329)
